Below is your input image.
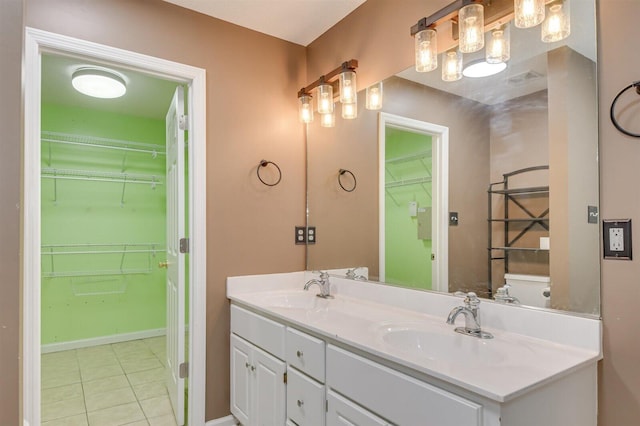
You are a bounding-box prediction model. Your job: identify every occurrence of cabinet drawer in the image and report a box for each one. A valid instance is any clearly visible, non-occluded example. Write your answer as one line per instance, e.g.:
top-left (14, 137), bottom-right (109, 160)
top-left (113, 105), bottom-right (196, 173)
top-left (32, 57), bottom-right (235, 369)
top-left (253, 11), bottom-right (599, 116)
top-left (231, 304), bottom-right (285, 359)
top-left (327, 345), bottom-right (482, 426)
top-left (287, 367), bottom-right (325, 426)
top-left (327, 390), bottom-right (390, 426)
top-left (286, 327), bottom-right (326, 382)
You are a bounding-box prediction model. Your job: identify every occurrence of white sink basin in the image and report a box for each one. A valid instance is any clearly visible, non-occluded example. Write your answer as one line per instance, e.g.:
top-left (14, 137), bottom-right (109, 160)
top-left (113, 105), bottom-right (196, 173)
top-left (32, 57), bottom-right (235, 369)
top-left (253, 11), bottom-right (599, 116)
top-left (379, 324), bottom-right (505, 366)
top-left (260, 291), bottom-right (328, 310)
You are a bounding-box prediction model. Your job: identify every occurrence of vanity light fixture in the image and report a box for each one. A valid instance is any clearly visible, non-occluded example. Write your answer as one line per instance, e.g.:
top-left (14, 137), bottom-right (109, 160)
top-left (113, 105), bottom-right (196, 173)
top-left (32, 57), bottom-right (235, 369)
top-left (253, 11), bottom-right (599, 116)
top-left (411, 0), bottom-right (571, 82)
top-left (366, 81), bottom-right (384, 110)
top-left (297, 59), bottom-right (359, 125)
top-left (541, 1), bottom-right (570, 43)
top-left (71, 67), bottom-right (126, 99)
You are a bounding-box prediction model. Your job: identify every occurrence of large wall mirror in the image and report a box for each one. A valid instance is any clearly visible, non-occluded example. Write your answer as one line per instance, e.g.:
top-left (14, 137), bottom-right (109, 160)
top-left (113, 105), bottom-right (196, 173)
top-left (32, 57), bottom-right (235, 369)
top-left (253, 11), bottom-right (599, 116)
top-left (306, 0), bottom-right (599, 316)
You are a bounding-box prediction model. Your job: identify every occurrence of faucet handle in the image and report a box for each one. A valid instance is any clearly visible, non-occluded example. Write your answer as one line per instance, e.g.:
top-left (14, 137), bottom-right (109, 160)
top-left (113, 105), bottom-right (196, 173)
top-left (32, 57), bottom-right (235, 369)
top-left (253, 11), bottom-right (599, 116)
top-left (464, 292), bottom-right (480, 308)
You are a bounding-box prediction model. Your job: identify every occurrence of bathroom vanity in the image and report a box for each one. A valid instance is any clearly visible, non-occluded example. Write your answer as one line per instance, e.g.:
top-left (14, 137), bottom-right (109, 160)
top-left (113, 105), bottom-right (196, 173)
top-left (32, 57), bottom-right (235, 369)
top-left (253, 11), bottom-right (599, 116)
top-left (227, 271), bottom-right (601, 426)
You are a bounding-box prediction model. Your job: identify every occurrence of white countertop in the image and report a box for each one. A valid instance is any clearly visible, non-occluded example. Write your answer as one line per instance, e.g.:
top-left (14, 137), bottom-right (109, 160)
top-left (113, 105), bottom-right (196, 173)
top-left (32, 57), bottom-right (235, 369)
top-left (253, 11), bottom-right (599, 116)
top-left (227, 271), bottom-right (601, 403)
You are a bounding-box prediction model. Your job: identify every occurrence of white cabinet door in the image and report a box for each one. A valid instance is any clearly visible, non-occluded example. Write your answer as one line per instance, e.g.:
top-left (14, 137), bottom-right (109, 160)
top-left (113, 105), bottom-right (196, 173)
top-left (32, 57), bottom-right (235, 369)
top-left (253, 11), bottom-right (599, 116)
top-left (231, 334), bottom-right (252, 426)
top-left (327, 390), bottom-right (389, 426)
top-left (253, 345), bottom-right (286, 426)
top-left (231, 333), bottom-right (286, 426)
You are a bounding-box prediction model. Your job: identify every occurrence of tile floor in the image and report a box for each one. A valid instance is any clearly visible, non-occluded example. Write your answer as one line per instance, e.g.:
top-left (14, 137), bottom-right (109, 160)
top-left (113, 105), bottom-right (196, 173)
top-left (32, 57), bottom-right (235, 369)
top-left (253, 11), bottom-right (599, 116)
top-left (41, 336), bottom-right (179, 426)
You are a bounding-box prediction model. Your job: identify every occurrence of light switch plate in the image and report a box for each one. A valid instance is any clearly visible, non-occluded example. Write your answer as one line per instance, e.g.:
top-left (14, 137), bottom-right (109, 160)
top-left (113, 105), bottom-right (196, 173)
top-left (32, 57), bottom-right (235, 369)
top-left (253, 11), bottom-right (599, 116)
top-left (603, 219), bottom-right (632, 259)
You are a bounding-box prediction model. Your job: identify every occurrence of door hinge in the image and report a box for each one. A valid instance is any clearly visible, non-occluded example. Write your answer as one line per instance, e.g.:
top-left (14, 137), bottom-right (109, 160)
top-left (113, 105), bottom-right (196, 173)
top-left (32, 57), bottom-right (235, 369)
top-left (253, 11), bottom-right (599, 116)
top-left (179, 115), bottom-right (188, 131)
top-left (283, 372), bottom-right (287, 384)
top-left (179, 362), bottom-right (189, 378)
top-left (180, 238), bottom-right (189, 253)
top-left (431, 253), bottom-right (435, 261)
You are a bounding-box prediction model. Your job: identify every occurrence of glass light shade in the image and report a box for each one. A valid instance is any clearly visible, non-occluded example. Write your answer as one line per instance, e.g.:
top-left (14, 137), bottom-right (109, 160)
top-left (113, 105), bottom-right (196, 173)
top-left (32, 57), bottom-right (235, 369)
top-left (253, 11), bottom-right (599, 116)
top-left (415, 29), bottom-right (438, 72)
top-left (486, 26), bottom-right (510, 64)
top-left (339, 71), bottom-right (357, 104)
top-left (320, 112), bottom-right (335, 128)
top-left (366, 82), bottom-right (383, 110)
top-left (71, 68), bottom-right (126, 99)
top-left (442, 50), bottom-right (463, 82)
top-left (514, 0), bottom-right (545, 28)
top-left (299, 94), bottom-right (313, 123)
top-left (542, 3), bottom-right (570, 43)
top-left (317, 84), bottom-right (334, 114)
top-left (458, 4), bottom-right (484, 53)
top-left (342, 98), bottom-right (358, 120)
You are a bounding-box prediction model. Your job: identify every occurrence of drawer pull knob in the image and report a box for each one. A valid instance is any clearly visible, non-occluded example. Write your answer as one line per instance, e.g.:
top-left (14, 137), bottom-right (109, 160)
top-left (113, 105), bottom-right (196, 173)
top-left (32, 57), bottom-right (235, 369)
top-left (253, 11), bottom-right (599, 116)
top-left (245, 362), bottom-right (250, 369)
top-left (250, 365), bottom-right (256, 371)
top-left (296, 350), bottom-right (304, 357)
top-left (297, 399), bottom-right (304, 407)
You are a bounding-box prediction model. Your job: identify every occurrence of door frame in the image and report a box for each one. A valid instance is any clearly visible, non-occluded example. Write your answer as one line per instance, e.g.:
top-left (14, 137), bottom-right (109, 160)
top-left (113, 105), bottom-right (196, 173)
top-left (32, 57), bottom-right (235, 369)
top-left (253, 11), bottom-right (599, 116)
top-left (378, 112), bottom-right (449, 292)
top-left (23, 28), bottom-right (207, 425)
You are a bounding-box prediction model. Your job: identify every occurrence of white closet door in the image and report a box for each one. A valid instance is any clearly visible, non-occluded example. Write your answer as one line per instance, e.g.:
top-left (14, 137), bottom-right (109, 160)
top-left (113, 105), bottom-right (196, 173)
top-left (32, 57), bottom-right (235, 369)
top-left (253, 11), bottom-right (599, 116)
top-left (165, 85), bottom-right (186, 426)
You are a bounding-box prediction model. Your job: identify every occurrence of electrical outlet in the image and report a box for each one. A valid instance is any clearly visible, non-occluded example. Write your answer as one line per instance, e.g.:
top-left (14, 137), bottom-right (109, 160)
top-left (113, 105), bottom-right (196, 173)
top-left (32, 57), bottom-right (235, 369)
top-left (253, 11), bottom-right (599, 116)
top-left (307, 227), bottom-right (316, 244)
top-left (603, 219), bottom-right (632, 259)
top-left (295, 226), bottom-right (306, 244)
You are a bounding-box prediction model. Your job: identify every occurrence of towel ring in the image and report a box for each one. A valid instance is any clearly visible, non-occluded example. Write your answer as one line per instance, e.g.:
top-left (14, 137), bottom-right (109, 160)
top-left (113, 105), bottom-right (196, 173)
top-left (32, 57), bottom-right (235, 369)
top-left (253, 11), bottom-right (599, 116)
top-left (610, 81), bottom-right (640, 138)
top-left (257, 160), bottom-right (282, 186)
top-left (338, 169), bottom-right (357, 192)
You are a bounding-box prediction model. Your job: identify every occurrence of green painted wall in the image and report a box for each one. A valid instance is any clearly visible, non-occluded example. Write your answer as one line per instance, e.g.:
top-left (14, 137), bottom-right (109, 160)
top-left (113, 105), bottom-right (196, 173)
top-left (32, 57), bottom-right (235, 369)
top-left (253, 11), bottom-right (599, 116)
top-left (385, 127), bottom-right (433, 289)
top-left (41, 103), bottom-right (167, 344)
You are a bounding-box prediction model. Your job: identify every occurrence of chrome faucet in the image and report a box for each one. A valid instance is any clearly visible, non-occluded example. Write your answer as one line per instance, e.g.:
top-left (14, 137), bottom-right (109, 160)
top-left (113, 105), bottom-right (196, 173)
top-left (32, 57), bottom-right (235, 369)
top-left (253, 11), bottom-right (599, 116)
top-left (446, 292), bottom-right (493, 339)
top-left (304, 271), bottom-right (334, 299)
top-left (345, 267), bottom-right (367, 281)
top-left (493, 284), bottom-right (520, 304)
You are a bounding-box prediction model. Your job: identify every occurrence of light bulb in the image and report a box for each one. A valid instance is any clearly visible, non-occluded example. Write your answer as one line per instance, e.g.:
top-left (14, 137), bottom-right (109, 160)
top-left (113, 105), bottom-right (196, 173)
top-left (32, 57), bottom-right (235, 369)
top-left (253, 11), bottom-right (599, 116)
top-left (366, 82), bottom-right (383, 110)
top-left (320, 112), bottom-right (335, 128)
top-left (340, 71), bottom-right (357, 104)
top-left (299, 94), bottom-right (313, 123)
top-left (317, 84), bottom-right (334, 114)
top-left (459, 4), bottom-right (484, 54)
top-left (515, 0), bottom-right (545, 29)
top-left (542, 3), bottom-right (570, 43)
top-left (486, 25), bottom-right (510, 64)
top-left (342, 99), bottom-right (357, 120)
top-left (442, 50), bottom-right (462, 82)
top-left (415, 28), bottom-right (437, 72)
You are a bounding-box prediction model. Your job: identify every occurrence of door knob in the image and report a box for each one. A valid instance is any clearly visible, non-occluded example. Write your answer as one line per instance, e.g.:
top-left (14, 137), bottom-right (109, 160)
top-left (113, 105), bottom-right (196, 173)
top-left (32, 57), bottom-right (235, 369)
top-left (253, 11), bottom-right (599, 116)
top-left (158, 261), bottom-right (169, 268)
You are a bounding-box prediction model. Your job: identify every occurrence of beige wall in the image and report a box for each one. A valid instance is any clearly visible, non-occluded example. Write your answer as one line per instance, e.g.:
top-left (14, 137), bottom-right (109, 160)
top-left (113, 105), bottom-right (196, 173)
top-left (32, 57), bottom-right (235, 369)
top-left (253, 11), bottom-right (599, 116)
top-left (21, 0), bottom-right (307, 420)
top-left (0, 0), bottom-right (24, 424)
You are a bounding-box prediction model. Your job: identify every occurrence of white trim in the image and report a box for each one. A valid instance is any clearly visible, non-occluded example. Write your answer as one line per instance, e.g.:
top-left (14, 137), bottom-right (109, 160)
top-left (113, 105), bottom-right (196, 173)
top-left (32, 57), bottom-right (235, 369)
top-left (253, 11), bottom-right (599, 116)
top-left (23, 28), bottom-right (207, 426)
top-left (41, 328), bottom-right (166, 354)
top-left (205, 415), bottom-right (239, 426)
top-left (378, 112), bottom-right (449, 292)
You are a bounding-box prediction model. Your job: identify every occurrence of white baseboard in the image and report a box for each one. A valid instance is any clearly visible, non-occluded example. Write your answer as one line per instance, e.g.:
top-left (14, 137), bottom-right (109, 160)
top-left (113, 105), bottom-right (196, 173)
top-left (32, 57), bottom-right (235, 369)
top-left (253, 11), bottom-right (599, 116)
top-left (205, 415), bottom-right (238, 426)
top-left (41, 328), bottom-right (166, 353)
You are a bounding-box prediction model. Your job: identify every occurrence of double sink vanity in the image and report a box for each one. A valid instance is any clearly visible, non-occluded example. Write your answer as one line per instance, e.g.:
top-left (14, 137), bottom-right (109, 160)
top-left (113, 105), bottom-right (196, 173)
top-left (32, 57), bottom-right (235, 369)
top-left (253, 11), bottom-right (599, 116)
top-left (227, 271), bottom-right (601, 426)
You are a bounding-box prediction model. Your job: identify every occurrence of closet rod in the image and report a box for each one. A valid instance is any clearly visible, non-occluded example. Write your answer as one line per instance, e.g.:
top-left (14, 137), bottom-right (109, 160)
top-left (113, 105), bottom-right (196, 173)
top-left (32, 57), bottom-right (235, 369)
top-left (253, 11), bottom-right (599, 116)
top-left (42, 131), bottom-right (166, 156)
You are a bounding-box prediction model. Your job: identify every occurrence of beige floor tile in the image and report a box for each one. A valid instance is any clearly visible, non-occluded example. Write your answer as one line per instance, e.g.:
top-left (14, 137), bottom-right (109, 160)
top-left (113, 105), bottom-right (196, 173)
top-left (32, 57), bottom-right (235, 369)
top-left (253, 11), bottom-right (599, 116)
top-left (76, 345), bottom-right (115, 359)
top-left (78, 354), bottom-right (120, 370)
top-left (86, 402), bottom-right (145, 426)
top-left (132, 381), bottom-right (167, 401)
top-left (42, 383), bottom-right (83, 405)
top-left (121, 356), bottom-right (164, 374)
top-left (139, 395), bottom-right (173, 419)
top-left (42, 350), bottom-right (78, 362)
top-left (147, 414), bottom-right (178, 426)
top-left (82, 375), bottom-right (130, 397)
top-left (127, 367), bottom-right (165, 386)
top-left (42, 396), bottom-right (86, 422)
top-left (80, 363), bottom-right (124, 382)
top-left (42, 413), bottom-right (88, 426)
top-left (122, 421), bottom-right (149, 426)
top-left (42, 362), bottom-right (81, 381)
top-left (42, 370), bottom-right (82, 390)
top-left (112, 340), bottom-right (148, 355)
top-left (85, 386), bottom-right (137, 412)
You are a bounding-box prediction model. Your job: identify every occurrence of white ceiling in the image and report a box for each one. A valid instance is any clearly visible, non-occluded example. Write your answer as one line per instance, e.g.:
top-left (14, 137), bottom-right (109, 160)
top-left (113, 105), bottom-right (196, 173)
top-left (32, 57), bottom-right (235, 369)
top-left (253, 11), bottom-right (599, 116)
top-left (163, 0), bottom-right (367, 46)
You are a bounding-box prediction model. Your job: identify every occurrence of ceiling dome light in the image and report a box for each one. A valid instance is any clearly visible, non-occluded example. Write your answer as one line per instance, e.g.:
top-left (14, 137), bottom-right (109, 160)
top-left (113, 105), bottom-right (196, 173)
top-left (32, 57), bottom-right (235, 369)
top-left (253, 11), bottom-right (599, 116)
top-left (72, 68), bottom-right (127, 99)
top-left (463, 60), bottom-right (507, 78)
